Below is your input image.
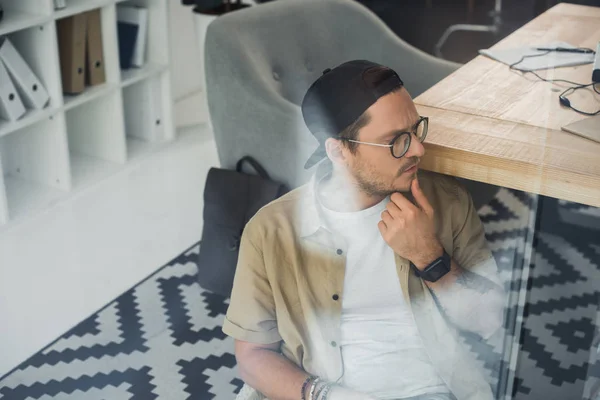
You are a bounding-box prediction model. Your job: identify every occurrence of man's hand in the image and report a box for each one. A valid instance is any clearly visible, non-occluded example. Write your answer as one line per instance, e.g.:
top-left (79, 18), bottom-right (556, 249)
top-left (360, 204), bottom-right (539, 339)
top-left (378, 178), bottom-right (443, 269)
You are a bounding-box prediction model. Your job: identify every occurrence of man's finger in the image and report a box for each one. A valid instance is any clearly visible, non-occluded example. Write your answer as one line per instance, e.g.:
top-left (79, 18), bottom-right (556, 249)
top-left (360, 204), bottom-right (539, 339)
top-left (378, 220), bottom-right (387, 235)
top-left (390, 191), bottom-right (415, 211)
top-left (381, 210), bottom-right (394, 225)
top-left (411, 178), bottom-right (433, 214)
top-left (385, 201), bottom-right (402, 218)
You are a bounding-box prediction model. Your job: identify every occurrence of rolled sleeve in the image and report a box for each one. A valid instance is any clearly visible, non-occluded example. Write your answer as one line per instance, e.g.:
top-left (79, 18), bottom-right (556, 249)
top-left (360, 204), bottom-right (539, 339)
top-left (451, 183), bottom-right (506, 338)
top-left (222, 222), bottom-right (282, 345)
top-left (452, 184), bottom-right (502, 287)
top-left (222, 316), bottom-right (282, 344)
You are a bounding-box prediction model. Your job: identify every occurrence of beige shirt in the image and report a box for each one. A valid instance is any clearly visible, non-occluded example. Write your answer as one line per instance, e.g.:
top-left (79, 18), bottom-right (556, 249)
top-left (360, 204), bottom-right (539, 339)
top-left (223, 168), bottom-right (502, 400)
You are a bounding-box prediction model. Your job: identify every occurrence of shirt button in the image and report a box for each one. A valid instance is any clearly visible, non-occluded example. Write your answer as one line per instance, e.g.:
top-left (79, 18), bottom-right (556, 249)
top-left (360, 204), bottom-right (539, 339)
top-left (336, 249), bottom-right (343, 255)
top-left (331, 341), bottom-right (337, 347)
top-left (332, 294), bottom-right (339, 301)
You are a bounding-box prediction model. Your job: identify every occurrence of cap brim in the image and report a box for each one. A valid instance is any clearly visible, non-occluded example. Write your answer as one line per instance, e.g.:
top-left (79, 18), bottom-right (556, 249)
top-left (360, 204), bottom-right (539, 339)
top-left (304, 144), bottom-right (327, 169)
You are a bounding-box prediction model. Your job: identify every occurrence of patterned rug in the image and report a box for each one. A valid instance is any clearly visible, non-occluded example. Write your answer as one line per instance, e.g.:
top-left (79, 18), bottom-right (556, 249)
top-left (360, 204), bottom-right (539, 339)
top-left (512, 199), bottom-right (600, 400)
top-left (0, 188), bottom-right (598, 400)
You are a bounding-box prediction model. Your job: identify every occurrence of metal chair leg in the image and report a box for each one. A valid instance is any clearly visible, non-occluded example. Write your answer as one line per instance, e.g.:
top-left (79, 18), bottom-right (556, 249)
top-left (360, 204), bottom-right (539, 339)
top-left (435, 0), bottom-right (502, 59)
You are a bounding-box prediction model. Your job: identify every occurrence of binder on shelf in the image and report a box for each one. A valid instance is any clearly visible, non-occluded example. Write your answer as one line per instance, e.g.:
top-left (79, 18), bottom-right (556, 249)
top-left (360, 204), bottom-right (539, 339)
top-left (117, 6), bottom-right (148, 68)
top-left (117, 21), bottom-right (139, 70)
top-left (0, 38), bottom-right (50, 110)
top-left (0, 60), bottom-right (26, 122)
top-left (123, 80), bottom-right (153, 140)
top-left (84, 9), bottom-right (106, 86)
top-left (57, 13), bottom-right (88, 94)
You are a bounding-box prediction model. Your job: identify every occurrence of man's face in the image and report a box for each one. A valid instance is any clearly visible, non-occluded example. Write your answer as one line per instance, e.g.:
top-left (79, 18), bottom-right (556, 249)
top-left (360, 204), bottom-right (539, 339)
top-left (344, 88), bottom-right (425, 196)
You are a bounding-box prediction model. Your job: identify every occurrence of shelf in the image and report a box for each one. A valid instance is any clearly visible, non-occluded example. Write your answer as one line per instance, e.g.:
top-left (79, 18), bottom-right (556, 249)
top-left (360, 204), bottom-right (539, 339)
top-left (0, 0), bottom-right (173, 228)
top-left (120, 64), bottom-right (168, 88)
top-left (122, 76), bottom-right (168, 144)
top-left (4, 175), bottom-right (67, 221)
top-left (70, 153), bottom-right (122, 189)
top-left (53, 0), bottom-right (114, 20)
top-left (0, 9), bottom-right (49, 37)
top-left (65, 90), bottom-right (127, 166)
top-left (0, 108), bottom-right (57, 140)
top-left (62, 83), bottom-right (118, 111)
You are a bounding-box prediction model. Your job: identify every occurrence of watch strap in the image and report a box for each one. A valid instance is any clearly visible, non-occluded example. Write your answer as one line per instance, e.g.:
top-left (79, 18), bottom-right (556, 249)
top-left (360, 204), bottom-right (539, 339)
top-left (411, 250), bottom-right (451, 282)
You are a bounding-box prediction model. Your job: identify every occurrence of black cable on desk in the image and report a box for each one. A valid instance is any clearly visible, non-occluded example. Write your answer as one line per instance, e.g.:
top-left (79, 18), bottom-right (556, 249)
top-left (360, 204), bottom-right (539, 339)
top-left (509, 49), bottom-right (600, 116)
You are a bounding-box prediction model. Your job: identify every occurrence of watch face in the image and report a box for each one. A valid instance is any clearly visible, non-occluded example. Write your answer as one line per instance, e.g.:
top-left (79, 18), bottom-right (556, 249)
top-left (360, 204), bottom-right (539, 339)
top-left (425, 259), bottom-right (450, 282)
top-left (429, 263), bottom-right (447, 281)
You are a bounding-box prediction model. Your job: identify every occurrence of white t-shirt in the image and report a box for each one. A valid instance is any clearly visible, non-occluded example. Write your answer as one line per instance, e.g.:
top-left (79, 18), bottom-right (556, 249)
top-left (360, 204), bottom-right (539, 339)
top-left (320, 196), bottom-right (448, 399)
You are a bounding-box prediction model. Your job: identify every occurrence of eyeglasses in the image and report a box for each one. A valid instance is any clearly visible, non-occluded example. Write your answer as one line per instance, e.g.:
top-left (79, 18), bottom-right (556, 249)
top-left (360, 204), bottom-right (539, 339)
top-left (344, 116), bottom-right (429, 159)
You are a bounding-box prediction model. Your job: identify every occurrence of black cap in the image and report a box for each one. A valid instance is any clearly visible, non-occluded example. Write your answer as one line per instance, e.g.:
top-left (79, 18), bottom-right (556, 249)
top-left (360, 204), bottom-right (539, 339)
top-left (301, 60), bottom-right (404, 169)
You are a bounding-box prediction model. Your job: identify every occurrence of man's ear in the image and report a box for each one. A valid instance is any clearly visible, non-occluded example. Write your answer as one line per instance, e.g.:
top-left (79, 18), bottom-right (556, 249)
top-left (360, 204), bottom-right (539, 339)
top-left (325, 137), bottom-right (349, 166)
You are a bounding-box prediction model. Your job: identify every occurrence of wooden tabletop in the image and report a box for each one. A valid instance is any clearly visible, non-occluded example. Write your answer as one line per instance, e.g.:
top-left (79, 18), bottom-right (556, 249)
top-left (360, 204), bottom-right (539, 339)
top-left (415, 3), bottom-right (600, 208)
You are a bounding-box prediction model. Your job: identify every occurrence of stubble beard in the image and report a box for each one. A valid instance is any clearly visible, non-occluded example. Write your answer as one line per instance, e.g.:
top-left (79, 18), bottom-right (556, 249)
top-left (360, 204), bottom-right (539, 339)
top-left (351, 156), bottom-right (419, 197)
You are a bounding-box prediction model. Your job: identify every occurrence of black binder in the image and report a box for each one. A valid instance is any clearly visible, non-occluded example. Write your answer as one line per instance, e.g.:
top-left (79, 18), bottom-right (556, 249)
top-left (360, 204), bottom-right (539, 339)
top-left (117, 22), bottom-right (138, 69)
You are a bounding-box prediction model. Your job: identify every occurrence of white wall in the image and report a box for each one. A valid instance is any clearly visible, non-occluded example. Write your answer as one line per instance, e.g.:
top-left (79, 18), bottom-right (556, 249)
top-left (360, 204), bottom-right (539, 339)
top-left (168, 1), bottom-right (258, 128)
top-left (169, 1), bottom-right (209, 128)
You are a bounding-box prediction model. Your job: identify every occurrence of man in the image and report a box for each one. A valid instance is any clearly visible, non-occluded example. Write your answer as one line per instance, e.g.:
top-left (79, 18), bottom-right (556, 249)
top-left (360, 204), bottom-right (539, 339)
top-left (223, 60), bottom-right (505, 400)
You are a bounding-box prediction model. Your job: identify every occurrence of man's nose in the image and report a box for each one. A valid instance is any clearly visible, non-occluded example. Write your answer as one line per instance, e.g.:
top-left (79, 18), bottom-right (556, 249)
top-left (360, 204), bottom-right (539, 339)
top-left (405, 133), bottom-right (425, 158)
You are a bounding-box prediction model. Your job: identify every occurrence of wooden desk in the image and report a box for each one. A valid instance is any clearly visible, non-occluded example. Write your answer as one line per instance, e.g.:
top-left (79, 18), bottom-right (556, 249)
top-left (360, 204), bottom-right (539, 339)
top-left (415, 3), bottom-right (600, 208)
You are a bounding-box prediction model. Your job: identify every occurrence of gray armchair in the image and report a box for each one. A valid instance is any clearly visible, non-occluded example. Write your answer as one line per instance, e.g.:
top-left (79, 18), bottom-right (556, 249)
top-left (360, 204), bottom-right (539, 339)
top-left (204, 0), bottom-right (461, 191)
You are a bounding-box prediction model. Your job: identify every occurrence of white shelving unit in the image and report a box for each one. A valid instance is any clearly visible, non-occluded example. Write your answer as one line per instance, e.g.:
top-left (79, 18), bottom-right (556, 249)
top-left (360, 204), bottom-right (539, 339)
top-left (0, 0), bottom-right (174, 227)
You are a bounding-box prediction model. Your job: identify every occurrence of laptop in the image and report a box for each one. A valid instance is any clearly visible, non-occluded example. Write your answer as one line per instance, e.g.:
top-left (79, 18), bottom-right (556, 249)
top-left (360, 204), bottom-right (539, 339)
top-left (561, 115), bottom-right (600, 144)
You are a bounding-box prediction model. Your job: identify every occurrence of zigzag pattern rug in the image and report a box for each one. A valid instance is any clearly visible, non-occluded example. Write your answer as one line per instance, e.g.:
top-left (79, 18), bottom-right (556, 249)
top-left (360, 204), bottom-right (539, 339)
top-left (0, 188), bottom-right (598, 400)
top-left (512, 199), bottom-right (600, 400)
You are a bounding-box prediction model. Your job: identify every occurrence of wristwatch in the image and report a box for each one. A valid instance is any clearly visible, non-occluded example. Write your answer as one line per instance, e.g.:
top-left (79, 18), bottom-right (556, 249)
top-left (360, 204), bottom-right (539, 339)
top-left (410, 250), bottom-right (451, 282)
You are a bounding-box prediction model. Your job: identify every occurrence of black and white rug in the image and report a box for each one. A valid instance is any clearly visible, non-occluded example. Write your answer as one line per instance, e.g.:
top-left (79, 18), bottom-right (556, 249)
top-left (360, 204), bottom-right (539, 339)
top-left (513, 199), bottom-right (600, 400)
top-left (0, 188), bottom-right (598, 400)
top-left (0, 245), bottom-right (242, 400)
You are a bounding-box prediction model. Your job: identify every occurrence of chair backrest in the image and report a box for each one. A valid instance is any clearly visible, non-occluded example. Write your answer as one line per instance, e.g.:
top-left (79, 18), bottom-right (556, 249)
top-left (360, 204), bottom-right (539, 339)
top-left (204, 0), bottom-right (459, 189)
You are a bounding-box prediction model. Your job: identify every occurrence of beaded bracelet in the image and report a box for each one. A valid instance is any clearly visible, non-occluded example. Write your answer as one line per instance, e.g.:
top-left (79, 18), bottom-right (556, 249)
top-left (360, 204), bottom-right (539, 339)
top-left (318, 383), bottom-right (333, 400)
top-left (315, 382), bottom-right (330, 400)
top-left (300, 376), bottom-right (314, 400)
top-left (309, 377), bottom-right (322, 400)
top-left (313, 381), bottom-right (328, 400)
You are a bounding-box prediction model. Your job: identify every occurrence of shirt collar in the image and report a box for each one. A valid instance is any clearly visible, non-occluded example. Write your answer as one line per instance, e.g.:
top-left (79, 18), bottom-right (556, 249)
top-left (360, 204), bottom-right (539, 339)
top-left (297, 162), bottom-right (332, 238)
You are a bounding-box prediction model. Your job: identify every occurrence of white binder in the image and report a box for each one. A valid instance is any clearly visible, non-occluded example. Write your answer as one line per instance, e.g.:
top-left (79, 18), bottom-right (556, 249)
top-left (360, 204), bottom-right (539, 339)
top-left (0, 60), bottom-right (26, 122)
top-left (117, 6), bottom-right (148, 67)
top-left (0, 38), bottom-right (50, 110)
top-left (123, 79), bottom-right (163, 141)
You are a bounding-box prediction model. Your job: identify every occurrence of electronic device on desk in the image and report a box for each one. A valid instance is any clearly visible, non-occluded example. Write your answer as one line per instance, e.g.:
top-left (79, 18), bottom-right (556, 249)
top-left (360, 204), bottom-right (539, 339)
top-left (561, 115), bottom-right (600, 144)
top-left (557, 42), bottom-right (600, 116)
top-left (593, 42), bottom-right (600, 83)
top-left (482, 41), bottom-right (600, 116)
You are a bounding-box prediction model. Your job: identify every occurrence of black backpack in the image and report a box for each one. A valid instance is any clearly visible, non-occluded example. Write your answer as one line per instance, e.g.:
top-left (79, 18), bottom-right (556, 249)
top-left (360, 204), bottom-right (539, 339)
top-left (197, 156), bottom-right (287, 297)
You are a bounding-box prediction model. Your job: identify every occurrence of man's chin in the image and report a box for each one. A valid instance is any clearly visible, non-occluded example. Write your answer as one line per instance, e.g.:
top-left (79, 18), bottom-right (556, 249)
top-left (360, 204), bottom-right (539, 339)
top-left (393, 172), bottom-right (417, 192)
